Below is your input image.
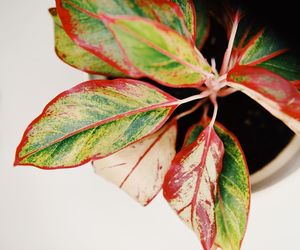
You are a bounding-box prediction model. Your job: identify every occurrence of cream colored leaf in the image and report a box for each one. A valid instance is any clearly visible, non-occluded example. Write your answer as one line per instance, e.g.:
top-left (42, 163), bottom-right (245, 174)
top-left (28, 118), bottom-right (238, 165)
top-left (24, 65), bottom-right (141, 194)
top-left (93, 122), bottom-right (177, 206)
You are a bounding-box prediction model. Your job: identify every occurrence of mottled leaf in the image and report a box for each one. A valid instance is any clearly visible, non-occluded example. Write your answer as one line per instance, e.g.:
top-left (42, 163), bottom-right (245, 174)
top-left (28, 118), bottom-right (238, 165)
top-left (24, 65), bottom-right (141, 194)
top-left (101, 14), bottom-right (211, 87)
top-left (56, 0), bottom-right (191, 76)
top-left (49, 8), bottom-right (125, 77)
top-left (163, 126), bottom-right (224, 250)
top-left (214, 123), bottom-right (250, 250)
top-left (171, 0), bottom-right (196, 40)
top-left (93, 121), bottom-right (177, 206)
top-left (231, 21), bottom-right (300, 89)
top-left (184, 122), bottom-right (250, 250)
top-left (238, 28), bottom-right (287, 66)
top-left (227, 65), bottom-right (300, 135)
top-left (15, 79), bottom-right (178, 169)
top-left (172, 0), bottom-right (210, 48)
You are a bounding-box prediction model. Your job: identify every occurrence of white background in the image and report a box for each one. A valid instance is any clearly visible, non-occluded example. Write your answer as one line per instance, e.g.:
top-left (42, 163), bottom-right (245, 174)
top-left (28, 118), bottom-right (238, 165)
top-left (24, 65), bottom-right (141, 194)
top-left (1, 1), bottom-right (300, 249)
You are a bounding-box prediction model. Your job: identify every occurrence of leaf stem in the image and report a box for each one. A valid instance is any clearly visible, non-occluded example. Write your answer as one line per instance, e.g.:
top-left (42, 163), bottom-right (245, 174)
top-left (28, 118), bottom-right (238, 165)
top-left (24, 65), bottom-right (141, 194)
top-left (220, 11), bottom-right (240, 75)
top-left (209, 95), bottom-right (219, 127)
top-left (176, 90), bottom-right (211, 105)
top-left (175, 99), bottom-right (207, 120)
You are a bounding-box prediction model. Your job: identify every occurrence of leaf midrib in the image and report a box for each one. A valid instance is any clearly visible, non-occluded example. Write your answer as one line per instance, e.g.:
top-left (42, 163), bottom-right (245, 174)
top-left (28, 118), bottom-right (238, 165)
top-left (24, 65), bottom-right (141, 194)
top-left (19, 101), bottom-right (177, 161)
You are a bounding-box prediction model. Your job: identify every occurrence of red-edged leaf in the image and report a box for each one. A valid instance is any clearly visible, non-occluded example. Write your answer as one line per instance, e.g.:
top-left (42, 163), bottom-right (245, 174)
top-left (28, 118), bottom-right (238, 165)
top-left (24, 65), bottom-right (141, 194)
top-left (227, 65), bottom-right (300, 135)
top-left (193, 0), bottom-right (210, 49)
top-left (93, 121), bottom-right (177, 206)
top-left (15, 79), bottom-right (178, 169)
top-left (56, 0), bottom-right (191, 77)
top-left (230, 19), bottom-right (300, 85)
top-left (49, 8), bottom-right (125, 77)
top-left (171, 0), bottom-right (210, 48)
top-left (184, 122), bottom-right (250, 250)
top-left (163, 125), bottom-right (224, 250)
top-left (171, 0), bottom-right (197, 40)
top-left (100, 14), bottom-right (211, 87)
top-left (240, 29), bottom-right (287, 65)
top-left (258, 52), bottom-right (300, 85)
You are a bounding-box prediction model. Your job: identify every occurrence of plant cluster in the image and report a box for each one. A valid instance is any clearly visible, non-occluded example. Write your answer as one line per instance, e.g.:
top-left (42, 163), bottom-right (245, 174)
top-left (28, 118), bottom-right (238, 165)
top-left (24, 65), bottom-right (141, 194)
top-left (15, 0), bottom-right (300, 249)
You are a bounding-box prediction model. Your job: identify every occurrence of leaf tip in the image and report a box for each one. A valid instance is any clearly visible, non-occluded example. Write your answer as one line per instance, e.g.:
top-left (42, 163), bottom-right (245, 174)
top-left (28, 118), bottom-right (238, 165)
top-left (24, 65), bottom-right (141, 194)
top-left (48, 7), bottom-right (57, 16)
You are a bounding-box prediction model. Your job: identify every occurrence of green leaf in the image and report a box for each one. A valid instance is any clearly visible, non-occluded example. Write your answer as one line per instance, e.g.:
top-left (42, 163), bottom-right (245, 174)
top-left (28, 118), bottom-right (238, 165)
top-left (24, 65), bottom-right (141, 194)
top-left (227, 65), bottom-right (300, 135)
top-left (258, 52), bottom-right (300, 84)
top-left (56, 0), bottom-right (191, 77)
top-left (101, 14), bottom-right (211, 87)
top-left (231, 23), bottom-right (300, 83)
top-left (193, 0), bottom-right (210, 49)
top-left (49, 8), bottom-right (125, 77)
top-left (172, 0), bottom-right (210, 49)
top-left (214, 123), bottom-right (250, 250)
top-left (238, 28), bottom-right (287, 66)
top-left (15, 79), bottom-right (178, 169)
top-left (171, 0), bottom-right (196, 39)
top-left (184, 122), bottom-right (250, 250)
top-left (164, 125), bottom-right (224, 250)
top-left (93, 121), bottom-right (177, 206)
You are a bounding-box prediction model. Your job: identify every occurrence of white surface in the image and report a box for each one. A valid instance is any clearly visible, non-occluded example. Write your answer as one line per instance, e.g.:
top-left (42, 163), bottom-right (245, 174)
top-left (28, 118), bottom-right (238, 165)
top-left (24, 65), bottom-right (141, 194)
top-left (0, 1), bottom-right (300, 249)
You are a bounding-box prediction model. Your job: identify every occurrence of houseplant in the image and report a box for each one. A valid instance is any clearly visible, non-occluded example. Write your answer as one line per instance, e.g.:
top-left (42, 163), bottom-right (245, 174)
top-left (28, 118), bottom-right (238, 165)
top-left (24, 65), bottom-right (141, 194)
top-left (14, 0), bottom-right (300, 249)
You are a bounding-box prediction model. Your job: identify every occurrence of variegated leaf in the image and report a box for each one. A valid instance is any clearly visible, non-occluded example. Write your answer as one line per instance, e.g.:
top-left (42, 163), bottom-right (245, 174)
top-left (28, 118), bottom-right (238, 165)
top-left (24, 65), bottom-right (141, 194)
top-left (227, 65), bottom-right (300, 135)
top-left (101, 14), bottom-right (211, 87)
top-left (214, 123), bottom-right (250, 250)
top-left (172, 0), bottom-right (210, 49)
top-left (171, 0), bottom-right (196, 40)
top-left (49, 8), bottom-right (125, 77)
top-left (163, 126), bottom-right (224, 250)
top-left (184, 122), bottom-right (250, 250)
top-left (233, 27), bottom-right (287, 66)
top-left (231, 19), bottom-right (300, 85)
top-left (231, 22), bottom-right (300, 87)
top-left (56, 0), bottom-right (191, 77)
top-left (240, 29), bottom-right (286, 65)
top-left (93, 121), bottom-right (177, 206)
top-left (258, 52), bottom-right (300, 85)
top-left (15, 79), bottom-right (178, 169)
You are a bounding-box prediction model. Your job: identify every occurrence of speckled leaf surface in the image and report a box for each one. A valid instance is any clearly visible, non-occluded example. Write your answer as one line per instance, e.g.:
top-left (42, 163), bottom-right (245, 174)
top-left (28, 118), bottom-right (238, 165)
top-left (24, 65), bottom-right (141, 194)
top-left (227, 65), bottom-right (300, 135)
top-left (102, 14), bottom-right (211, 87)
top-left (56, 0), bottom-right (190, 76)
top-left (15, 79), bottom-right (178, 169)
top-left (231, 23), bottom-right (300, 88)
top-left (171, 0), bottom-right (196, 40)
top-left (163, 126), bottom-right (224, 250)
top-left (93, 121), bottom-right (177, 206)
top-left (184, 122), bottom-right (250, 250)
top-left (233, 27), bottom-right (287, 66)
top-left (172, 0), bottom-right (210, 48)
top-left (49, 8), bottom-right (125, 77)
top-left (214, 123), bottom-right (250, 250)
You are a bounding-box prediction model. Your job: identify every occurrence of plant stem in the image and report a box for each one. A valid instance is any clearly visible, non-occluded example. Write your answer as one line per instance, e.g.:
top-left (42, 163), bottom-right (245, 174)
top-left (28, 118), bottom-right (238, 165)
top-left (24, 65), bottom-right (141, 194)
top-left (175, 99), bottom-right (207, 120)
top-left (209, 95), bottom-right (219, 127)
top-left (176, 90), bottom-right (211, 105)
top-left (220, 11), bottom-right (240, 75)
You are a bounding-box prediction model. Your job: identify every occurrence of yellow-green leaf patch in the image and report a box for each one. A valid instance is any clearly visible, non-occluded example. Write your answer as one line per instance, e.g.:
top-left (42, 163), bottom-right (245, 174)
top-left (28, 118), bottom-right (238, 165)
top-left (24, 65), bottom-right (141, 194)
top-left (15, 79), bottom-right (178, 168)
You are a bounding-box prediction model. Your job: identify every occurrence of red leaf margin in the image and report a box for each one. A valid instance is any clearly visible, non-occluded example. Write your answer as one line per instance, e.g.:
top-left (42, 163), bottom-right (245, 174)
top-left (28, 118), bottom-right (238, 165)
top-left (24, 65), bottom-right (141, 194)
top-left (227, 65), bottom-right (300, 119)
top-left (14, 79), bottom-right (178, 170)
top-left (100, 13), bottom-right (210, 88)
top-left (163, 125), bottom-right (224, 250)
